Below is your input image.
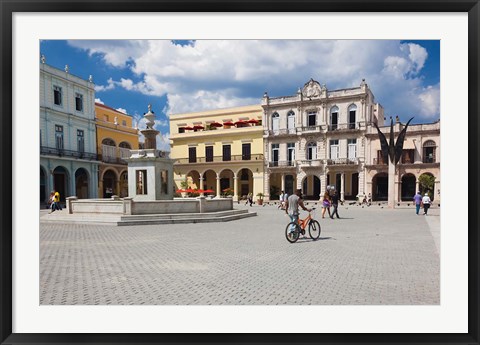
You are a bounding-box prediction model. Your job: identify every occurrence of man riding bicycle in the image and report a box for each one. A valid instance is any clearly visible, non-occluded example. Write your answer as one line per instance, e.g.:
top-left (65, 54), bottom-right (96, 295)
top-left (285, 189), bottom-right (312, 233)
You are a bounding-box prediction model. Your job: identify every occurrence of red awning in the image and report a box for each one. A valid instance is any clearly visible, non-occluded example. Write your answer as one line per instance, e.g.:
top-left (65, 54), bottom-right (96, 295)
top-left (223, 121), bottom-right (234, 126)
top-left (247, 119), bottom-right (259, 124)
top-left (209, 122), bottom-right (223, 127)
top-left (176, 189), bottom-right (185, 193)
top-left (235, 121), bottom-right (249, 126)
top-left (183, 126), bottom-right (194, 130)
top-left (204, 189), bottom-right (215, 193)
top-left (184, 189), bottom-right (195, 193)
top-left (193, 125), bottom-right (204, 130)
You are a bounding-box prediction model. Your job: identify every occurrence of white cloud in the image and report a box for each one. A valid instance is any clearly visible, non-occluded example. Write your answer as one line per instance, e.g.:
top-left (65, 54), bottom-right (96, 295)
top-left (94, 78), bottom-right (116, 92)
top-left (417, 85), bottom-right (440, 118)
top-left (94, 98), bottom-right (104, 104)
top-left (116, 107), bottom-right (127, 114)
top-left (72, 39), bottom-right (439, 122)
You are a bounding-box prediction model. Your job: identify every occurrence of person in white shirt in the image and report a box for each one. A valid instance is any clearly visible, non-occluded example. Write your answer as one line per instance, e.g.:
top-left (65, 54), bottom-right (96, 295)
top-left (422, 193), bottom-right (431, 215)
top-left (278, 191), bottom-right (285, 209)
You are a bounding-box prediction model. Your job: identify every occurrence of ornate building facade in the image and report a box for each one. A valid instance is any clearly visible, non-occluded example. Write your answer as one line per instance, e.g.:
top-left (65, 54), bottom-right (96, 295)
top-left (95, 102), bottom-right (139, 198)
top-left (262, 78), bottom-right (385, 201)
top-left (40, 58), bottom-right (99, 205)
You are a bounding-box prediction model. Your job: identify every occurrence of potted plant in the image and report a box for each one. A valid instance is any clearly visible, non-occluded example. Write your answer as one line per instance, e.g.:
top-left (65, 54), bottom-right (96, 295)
top-left (256, 193), bottom-right (264, 205)
top-left (222, 187), bottom-right (234, 197)
top-left (180, 181), bottom-right (189, 198)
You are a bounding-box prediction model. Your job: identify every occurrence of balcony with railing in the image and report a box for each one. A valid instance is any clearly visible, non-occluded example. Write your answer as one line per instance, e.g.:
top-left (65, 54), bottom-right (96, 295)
top-left (268, 160), bottom-right (296, 168)
top-left (298, 159), bottom-right (323, 168)
top-left (299, 125), bottom-right (324, 133)
top-left (327, 122), bottom-right (364, 131)
top-left (98, 145), bottom-right (132, 164)
top-left (263, 128), bottom-right (298, 136)
top-left (325, 158), bottom-right (360, 165)
top-left (175, 154), bottom-right (264, 164)
top-left (40, 146), bottom-right (97, 160)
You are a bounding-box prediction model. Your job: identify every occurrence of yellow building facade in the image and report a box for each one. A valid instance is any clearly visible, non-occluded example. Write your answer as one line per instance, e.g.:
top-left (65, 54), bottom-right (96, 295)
top-left (95, 103), bottom-right (139, 197)
top-left (169, 105), bottom-right (264, 201)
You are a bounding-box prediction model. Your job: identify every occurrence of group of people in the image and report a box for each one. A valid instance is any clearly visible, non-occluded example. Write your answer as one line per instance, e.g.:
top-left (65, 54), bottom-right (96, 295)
top-left (48, 190), bottom-right (62, 213)
top-left (413, 191), bottom-right (432, 215)
top-left (321, 190), bottom-right (340, 219)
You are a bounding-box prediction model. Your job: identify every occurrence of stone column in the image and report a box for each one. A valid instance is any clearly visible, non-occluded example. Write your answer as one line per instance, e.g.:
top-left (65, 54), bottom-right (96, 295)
top-left (99, 179), bottom-right (104, 198)
top-left (216, 175), bottom-right (221, 198)
top-left (233, 175), bottom-right (239, 202)
top-left (199, 174), bottom-right (204, 196)
top-left (264, 171), bottom-right (270, 201)
top-left (281, 173), bottom-right (285, 193)
top-left (115, 179), bottom-right (121, 196)
top-left (340, 172), bottom-right (345, 201)
top-left (388, 161), bottom-right (395, 208)
top-left (416, 180), bottom-right (420, 194)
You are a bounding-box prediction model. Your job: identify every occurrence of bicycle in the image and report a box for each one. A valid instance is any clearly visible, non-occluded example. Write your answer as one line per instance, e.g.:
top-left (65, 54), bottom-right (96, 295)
top-left (285, 208), bottom-right (321, 243)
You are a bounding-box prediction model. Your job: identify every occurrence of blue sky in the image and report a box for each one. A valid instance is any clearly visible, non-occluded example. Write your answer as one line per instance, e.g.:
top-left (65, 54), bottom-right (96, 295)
top-left (40, 40), bottom-right (440, 150)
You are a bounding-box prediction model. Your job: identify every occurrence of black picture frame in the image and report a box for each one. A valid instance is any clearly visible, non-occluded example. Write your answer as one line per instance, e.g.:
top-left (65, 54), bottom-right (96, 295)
top-left (1, 1), bottom-right (479, 344)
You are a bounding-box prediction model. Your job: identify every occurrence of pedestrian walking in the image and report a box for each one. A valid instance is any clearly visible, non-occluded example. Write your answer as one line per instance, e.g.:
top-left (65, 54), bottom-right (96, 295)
top-left (47, 191), bottom-right (55, 213)
top-left (321, 191), bottom-right (332, 219)
top-left (278, 191), bottom-right (285, 209)
top-left (331, 190), bottom-right (340, 219)
top-left (247, 192), bottom-right (253, 207)
top-left (413, 191), bottom-right (423, 215)
top-left (54, 190), bottom-right (62, 210)
top-left (422, 193), bottom-right (431, 215)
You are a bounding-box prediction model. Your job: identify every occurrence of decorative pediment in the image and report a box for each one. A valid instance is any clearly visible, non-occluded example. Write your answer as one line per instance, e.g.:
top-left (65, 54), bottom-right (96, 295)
top-left (302, 78), bottom-right (322, 98)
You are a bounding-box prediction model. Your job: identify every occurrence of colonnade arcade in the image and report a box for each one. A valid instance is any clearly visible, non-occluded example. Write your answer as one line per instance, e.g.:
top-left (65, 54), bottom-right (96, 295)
top-left (183, 168), bottom-right (261, 200)
top-left (369, 171), bottom-right (438, 202)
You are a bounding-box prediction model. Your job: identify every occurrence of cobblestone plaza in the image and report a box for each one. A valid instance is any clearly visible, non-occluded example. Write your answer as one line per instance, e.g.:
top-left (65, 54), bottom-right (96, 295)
top-left (40, 204), bottom-right (440, 305)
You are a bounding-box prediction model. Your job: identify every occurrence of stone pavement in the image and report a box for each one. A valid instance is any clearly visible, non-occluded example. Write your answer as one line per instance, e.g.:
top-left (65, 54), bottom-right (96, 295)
top-left (39, 203), bottom-right (440, 305)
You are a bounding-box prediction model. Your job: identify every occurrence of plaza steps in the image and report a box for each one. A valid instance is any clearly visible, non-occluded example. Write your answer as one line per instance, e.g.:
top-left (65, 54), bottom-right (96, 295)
top-left (40, 209), bottom-right (256, 226)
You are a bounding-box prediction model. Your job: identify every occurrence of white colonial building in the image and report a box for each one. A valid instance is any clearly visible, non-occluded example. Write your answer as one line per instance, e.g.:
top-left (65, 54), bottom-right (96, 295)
top-left (40, 57), bottom-right (100, 205)
top-left (262, 78), bottom-right (385, 201)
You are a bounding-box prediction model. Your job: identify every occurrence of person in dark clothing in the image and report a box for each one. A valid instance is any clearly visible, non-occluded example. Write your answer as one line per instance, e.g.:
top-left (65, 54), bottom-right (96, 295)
top-left (330, 190), bottom-right (340, 219)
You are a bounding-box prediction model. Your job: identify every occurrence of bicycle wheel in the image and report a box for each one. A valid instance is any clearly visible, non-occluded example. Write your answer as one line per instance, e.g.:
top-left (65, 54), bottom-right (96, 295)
top-left (285, 222), bottom-right (301, 243)
top-left (308, 220), bottom-right (321, 240)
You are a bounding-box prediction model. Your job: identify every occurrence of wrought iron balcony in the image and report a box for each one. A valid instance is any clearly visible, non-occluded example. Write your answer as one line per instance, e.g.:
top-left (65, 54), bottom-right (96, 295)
top-left (299, 125), bottom-right (323, 133)
top-left (40, 146), bottom-right (97, 160)
top-left (175, 154), bottom-right (264, 164)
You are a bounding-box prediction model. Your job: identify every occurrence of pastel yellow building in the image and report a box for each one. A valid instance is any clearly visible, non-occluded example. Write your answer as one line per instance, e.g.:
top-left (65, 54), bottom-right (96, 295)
top-left (95, 102), bottom-right (139, 197)
top-left (169, 104), bottom-right (264, 201)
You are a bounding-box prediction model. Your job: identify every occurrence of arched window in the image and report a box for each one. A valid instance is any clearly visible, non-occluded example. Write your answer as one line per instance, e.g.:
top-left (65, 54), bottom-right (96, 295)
top-left (287, 111), bottom-right (295, 133)
top-left (348, 104), bottom-right (357, 129)
top-left (102, 138), bottom-right (116, 146)
top-left (272, 112), bottom-right (280, 133)
top-left (330, 106), bottom-right (339, 130)
top-left (306, 142), bottom-right (317, 160)
top-left (423, 140), bottom-right (436, 163)
top-left (119, 141), bottom-right (131, 149)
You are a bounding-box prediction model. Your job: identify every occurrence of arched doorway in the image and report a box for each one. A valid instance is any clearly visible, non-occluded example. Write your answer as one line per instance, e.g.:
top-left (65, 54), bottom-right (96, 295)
top-left (237, 168), bottom-right (253, 198)
top-left (419, 172), bottom-right (435, 201)
top-left (203, 169), bottom-right (217, 194)
top-left (40, 166), bottom-right (47, 204)
top-left (219, 169), bottom-right (234, 194)
top-left (302, 175), bottom-right (321, 200)
top-left (75, 168), bottom-right (89, 199)
top-left (372, 172), bottom-right (388, 201)
top-left (53, 166), bottom-right (69, 202)
top-left (401, 173), bottom-right (416, 201)
top-left (186, 170), bottom-right (201, 190)
top-left (102, 169), bottom-right (117, 198)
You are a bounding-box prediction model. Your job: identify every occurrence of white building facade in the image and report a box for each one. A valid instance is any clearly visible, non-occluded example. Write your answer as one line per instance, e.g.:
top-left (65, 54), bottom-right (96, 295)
top-left (262, 78), bottom-right (385, 201)
top-left (40, 58), bottom-right (100, 205)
